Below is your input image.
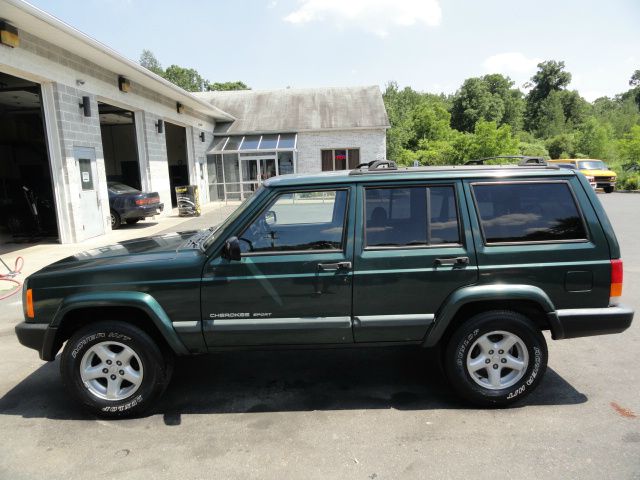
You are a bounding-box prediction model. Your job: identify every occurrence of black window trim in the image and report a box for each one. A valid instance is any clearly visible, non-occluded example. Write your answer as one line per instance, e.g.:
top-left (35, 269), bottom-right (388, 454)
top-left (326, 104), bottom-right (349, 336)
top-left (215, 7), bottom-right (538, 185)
top-left (362, 183), bottom-right (463, 251)
top-left (469, 179), bottom-right (591, 246)
top-left (237, 186), bottom-right (351, 257)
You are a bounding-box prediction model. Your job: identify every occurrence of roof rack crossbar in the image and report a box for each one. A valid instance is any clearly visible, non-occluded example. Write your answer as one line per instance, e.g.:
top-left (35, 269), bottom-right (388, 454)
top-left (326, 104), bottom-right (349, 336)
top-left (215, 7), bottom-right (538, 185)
top-left (465, 155), bottom-right (547, 166)
top-left (350, 160), bottom-right (398, 175)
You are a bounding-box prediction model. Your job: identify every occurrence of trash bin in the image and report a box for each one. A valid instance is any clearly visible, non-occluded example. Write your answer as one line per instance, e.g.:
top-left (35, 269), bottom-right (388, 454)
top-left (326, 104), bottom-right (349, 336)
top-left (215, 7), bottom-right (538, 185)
top-left (175, 185), bottom-right (201, 217)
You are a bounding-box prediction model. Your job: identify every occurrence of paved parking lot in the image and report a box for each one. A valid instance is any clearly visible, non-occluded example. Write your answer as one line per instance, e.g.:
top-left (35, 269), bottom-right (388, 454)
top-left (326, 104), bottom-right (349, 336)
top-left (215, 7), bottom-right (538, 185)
top-left (0, 193), bottom-right (638, 480)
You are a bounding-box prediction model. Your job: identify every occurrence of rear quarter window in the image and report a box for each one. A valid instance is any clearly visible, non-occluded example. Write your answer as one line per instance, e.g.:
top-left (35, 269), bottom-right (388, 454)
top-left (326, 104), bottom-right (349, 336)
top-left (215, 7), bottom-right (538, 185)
top-left (471, 182), bottom-right (588, 244)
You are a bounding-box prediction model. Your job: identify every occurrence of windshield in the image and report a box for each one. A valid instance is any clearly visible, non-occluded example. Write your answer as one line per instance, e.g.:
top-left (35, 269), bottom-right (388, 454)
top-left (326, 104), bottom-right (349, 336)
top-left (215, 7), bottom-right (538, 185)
top-left (201, 187), bottom-right (266, 250)
top-left (108, 182), bottom-right (139, 193)
top-left (578, 160), bottom-right (608, 170)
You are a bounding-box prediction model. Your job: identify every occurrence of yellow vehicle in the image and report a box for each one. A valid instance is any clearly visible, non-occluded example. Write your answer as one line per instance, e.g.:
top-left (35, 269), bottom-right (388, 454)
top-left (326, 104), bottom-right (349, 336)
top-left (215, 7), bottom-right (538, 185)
top-left (548, 159), bottom-right (617, 193)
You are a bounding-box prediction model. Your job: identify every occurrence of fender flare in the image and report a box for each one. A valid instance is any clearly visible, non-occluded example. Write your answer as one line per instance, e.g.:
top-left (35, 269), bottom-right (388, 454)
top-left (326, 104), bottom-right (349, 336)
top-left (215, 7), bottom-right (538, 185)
top-left (423, 284), bottom-right (562, 347)
top-left (43, 291), bottom-right (189, 360)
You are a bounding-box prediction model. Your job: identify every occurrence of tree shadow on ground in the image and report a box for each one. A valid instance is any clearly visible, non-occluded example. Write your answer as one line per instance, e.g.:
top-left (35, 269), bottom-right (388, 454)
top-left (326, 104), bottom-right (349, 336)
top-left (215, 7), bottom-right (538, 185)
top-left (0, 346), bottom-right (587, 423)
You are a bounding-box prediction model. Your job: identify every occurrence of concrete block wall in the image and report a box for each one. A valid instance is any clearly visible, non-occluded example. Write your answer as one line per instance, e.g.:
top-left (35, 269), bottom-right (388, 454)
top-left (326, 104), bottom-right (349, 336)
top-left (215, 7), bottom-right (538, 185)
top-left (51, 83), bottom-right (111, 241)
top-left (192, 128), bottom-right (214, 206)
top-left (141, 112), bottom-right (171, 215)
top-left (296, 128), bottom-right (387, 173)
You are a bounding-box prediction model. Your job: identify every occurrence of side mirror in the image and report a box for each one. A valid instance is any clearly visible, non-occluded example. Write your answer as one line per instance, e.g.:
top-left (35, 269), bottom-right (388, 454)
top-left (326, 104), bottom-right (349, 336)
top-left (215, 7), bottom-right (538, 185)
top-left (264, 210), bottom-right (277, 226)
top-left (222, 236), bottom-right (241, 261)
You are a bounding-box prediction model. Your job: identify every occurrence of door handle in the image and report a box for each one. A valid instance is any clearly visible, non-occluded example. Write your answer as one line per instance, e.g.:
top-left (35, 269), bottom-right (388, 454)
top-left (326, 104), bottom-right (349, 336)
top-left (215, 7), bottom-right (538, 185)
top-left (435, 256), bottom-right (469, 266)
top-left (318, 261), bottom-right (352, 271)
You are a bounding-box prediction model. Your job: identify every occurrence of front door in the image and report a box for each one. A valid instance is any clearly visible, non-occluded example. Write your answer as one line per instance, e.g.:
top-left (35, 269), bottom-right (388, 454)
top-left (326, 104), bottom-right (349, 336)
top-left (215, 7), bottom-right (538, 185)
top-left (201, 186), bottom-right (355, 347)
top-left (240, 156), bottom-right (277, 199)
top-left (74, 147), bottom-right (104, 240)
top-left (352, 181), bottom-right (478, 342)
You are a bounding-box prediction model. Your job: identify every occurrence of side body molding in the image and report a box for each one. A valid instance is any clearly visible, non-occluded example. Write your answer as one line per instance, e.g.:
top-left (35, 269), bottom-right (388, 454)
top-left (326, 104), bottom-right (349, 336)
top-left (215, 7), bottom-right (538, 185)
top-left (47, 291), bottom-right (189, 359)
top-left (423, 284), bottom-right (561, 347)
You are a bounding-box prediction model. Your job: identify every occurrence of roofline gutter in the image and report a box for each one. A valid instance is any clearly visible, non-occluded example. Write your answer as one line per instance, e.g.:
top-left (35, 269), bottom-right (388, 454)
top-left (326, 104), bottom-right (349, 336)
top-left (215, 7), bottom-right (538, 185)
top-left (5, 0), bottom-right (235, 122)
top-left (213, 125), bottom-right (391, 136)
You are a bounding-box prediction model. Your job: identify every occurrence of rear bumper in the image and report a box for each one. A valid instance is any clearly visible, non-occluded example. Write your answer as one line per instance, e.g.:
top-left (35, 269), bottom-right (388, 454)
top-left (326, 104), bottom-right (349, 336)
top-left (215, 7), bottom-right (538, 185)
top-left (120, 203), bottom-right (164, 220)
top-left (15, 322), bottom-right (57, 361)
top-left (554, 305), bottom-right (633, 339)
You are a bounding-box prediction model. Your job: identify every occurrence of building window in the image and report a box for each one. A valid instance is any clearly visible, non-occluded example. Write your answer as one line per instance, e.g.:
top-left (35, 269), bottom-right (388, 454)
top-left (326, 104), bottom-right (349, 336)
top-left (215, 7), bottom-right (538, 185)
top-left (321, 149), bottom-right (360, 171)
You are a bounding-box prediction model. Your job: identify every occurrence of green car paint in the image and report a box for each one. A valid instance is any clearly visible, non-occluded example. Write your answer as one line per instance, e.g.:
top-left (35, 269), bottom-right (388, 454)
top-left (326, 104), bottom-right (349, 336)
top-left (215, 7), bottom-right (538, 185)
top-left (16, 164), bottom-right (634, 361)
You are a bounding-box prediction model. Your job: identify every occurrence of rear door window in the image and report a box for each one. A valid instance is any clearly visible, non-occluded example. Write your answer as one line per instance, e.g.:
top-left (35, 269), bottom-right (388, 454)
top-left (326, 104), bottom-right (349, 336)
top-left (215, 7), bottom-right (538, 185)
top-left (471, 182), bottom-right (588, 244)
top-left (364, 185), bottom-right (460, 248)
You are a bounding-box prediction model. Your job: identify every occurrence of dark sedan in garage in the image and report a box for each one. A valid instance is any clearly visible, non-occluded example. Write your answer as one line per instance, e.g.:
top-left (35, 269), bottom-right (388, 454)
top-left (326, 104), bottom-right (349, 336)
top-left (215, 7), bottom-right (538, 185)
top-left (107, 182), bottom-right (164, 229)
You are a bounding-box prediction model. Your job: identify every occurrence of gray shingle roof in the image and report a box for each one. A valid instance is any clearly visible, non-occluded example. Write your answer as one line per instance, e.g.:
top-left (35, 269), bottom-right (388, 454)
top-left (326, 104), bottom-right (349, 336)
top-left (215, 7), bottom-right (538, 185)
top-left (193, 85), bottom-right (390, 135)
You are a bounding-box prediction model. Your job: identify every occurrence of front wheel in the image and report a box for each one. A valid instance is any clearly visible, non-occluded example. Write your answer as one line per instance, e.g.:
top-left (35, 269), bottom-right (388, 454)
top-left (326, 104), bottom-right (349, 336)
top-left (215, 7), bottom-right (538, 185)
top-left (444, 310), bottom-right (547, 407)
top-left (60, 321), bottom-right (172, 418)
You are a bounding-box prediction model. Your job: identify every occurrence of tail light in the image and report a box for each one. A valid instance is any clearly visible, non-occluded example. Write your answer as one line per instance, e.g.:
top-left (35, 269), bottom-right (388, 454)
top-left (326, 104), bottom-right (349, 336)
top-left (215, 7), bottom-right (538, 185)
top-left (135, 197), bottom-right (158, 206)
top-left (610, 259), bottom-right (623, 305)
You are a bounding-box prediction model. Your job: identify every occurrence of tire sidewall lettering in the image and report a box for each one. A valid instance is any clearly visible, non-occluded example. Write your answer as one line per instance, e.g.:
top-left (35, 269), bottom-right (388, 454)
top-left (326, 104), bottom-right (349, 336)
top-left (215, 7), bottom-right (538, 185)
top-left (456, 328), bottom-right (480, 367)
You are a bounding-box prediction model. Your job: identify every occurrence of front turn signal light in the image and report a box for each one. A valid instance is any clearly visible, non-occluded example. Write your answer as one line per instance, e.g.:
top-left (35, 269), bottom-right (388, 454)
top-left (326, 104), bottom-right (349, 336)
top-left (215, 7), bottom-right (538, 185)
top-left (25, 288), bottom-right (34, 318)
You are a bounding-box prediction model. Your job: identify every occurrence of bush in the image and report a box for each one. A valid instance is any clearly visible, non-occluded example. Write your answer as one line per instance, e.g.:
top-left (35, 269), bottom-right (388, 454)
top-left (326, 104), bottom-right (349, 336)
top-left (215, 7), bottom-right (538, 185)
top-left (620, 175), bottom-right (639, 190)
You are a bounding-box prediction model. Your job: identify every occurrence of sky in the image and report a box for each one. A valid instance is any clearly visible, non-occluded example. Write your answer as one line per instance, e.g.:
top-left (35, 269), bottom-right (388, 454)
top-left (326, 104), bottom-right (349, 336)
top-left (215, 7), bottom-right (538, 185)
top-left (26, 0), bottom-right (640, 101)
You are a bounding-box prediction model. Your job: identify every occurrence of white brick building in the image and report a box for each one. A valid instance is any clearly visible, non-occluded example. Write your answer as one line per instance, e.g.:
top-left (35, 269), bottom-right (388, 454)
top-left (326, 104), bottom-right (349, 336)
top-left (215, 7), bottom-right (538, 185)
top-left (0, 0), bottom-right (389, 243)
top-left (196, 87), bottom-right (389, 201)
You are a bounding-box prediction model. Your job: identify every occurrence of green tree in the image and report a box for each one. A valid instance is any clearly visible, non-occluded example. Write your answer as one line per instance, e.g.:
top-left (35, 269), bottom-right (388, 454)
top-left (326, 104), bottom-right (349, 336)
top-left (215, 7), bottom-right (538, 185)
top-left (207, 81), bottom-right (251, 91)
top-left (524, 60), bottom-right (572, 135)
top-left (574, 117), bottom-right (614, 159)
top-left (618, 125), bottom-right (640, 164)
top-left (162, 65), bottom-right (207, 92)
top-left (546, 133), bottom-right (576, 159)
top-left (465, 120), bottom-right (520, 160)
top-left (451, 77), bottom-right (503, 132)
top-left (139, 49), bottom-right (163, 75)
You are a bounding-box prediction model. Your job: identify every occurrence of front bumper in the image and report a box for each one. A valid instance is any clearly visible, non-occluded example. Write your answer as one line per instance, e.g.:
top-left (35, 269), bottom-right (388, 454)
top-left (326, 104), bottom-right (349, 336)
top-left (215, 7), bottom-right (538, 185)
top-left (554, 304), bottom-right (633, 339)
top-left (15, 322), bottom-right (58, 361)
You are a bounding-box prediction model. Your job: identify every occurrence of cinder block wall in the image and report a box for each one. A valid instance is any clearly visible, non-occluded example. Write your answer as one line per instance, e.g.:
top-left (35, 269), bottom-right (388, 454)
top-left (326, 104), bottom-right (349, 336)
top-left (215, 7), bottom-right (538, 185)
top-left (141, 112), bottom-right (171, 214)
top-left (296, 129), bottom-right (387, 173)
top-left (52, 84), bottom-right (110, 240)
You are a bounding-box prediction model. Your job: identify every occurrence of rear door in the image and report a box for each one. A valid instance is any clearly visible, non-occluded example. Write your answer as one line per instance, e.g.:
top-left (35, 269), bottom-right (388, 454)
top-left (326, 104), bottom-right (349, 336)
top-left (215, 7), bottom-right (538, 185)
top-left (202, 185), bottom-right (355, 347)
top-left (352, 180), bottom-right (479, 342)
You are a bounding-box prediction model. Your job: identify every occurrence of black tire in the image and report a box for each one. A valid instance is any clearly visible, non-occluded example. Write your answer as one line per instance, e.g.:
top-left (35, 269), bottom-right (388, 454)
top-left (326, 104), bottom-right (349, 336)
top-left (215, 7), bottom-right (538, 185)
top-left (444, 310), bottom-right (548, 407)
top-left (60, 321), bottom-right (172, 418)
top-left (603, 186), bottom-right (614, 193)
top-left (126, 218), bottom-right (141, 225)
top-left (110, 210), bottom-right (121, 229)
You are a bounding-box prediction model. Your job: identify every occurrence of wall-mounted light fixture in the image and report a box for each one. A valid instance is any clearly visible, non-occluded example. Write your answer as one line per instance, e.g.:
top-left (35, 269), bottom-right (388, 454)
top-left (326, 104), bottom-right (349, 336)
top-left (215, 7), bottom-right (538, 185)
top-left (76, 79), bottom-right (85, 86)
top-left (0, 21), bottom-right (20, 48)
top-left (176, 102), bottom-right (184, 114)
top-left (199, 132), bottom-right (205, 142)
top-left (118, 76), bottom-right (131, 93)
top-left (155, 119), bottom-right (164, 134)
top-left (78, 96), bottom-right (91, 117)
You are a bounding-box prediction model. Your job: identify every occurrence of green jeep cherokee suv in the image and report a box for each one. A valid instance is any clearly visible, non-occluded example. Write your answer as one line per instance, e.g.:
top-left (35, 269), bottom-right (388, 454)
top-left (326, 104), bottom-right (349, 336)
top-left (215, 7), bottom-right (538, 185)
top-left (15, 159), bottom-right (634, 417)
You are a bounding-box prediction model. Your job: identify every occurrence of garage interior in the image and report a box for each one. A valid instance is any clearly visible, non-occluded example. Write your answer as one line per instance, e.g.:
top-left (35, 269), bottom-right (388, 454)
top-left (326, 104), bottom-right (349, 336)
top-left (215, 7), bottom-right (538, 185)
top-left (165, 121), bottom-right (189, 207)
top-left (98, 102), bottom-right (142, 190)
top-left (0, 72), bottom-right (58, 244)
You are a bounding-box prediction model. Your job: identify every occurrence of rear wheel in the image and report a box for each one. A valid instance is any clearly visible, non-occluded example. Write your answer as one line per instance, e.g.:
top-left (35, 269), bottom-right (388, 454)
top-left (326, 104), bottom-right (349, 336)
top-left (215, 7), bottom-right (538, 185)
top-left (110, 210), bottom-right (121, 229)
top-left (444, 310), bottom-right (547, 407)
top-left (60, 321), bottom-right (172, 418)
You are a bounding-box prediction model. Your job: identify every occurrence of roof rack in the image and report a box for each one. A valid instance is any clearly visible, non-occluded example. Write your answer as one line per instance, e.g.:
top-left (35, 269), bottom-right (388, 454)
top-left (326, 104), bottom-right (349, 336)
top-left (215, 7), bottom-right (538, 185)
top-left (350, 160), bottom-right (398, 175)
top-left (465, 156), bottom-right (547, 166)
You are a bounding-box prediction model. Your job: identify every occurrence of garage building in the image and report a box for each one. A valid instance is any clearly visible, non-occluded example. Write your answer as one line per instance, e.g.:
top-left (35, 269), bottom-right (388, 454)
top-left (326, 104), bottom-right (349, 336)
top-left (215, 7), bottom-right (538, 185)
top-left (0, 0), bottom-right (389, 244)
